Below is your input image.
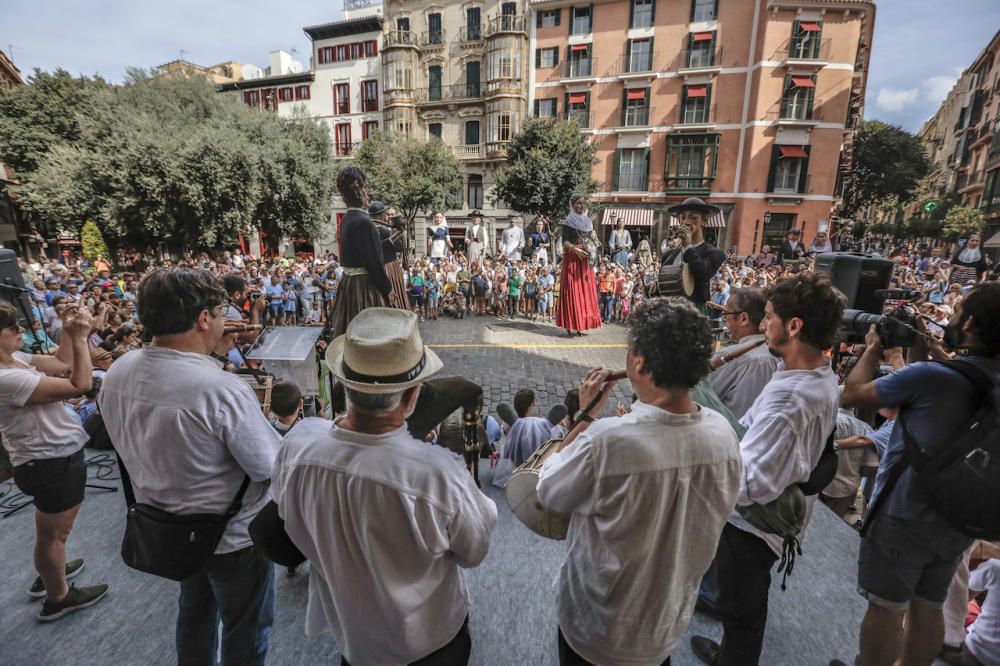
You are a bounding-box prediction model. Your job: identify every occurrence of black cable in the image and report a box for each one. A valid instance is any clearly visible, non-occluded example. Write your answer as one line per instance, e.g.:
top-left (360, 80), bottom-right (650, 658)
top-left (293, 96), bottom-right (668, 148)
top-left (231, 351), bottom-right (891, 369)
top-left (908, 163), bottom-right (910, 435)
top-left (85, 452), bottom-right (120, 482)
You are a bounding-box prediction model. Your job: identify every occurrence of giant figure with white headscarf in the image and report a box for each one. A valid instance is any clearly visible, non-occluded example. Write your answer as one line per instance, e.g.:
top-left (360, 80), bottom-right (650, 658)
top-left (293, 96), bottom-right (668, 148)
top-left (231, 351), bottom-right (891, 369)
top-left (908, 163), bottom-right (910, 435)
top-left (555, 194), bottom-right (602, 336)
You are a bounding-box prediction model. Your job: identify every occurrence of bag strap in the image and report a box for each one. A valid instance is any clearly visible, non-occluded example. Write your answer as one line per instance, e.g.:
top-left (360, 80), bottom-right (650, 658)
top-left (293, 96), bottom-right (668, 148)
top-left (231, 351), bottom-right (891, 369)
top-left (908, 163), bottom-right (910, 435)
top-left (858, 426), bottom-right (911, 538)
top-left (934, 359), bottom-right (996, 396)
top-left (223, 475), bottom-right (252, 519)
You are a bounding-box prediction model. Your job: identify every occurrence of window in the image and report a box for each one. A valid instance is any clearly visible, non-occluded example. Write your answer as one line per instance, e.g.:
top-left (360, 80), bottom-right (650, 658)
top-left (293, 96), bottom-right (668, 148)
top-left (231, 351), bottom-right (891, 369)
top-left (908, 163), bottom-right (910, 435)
top-left (570, 5), bottom-right (592, 35)
top-left (428, 65), bottom-right (442, 101)
top-left (279, 87), bottom-right (294, 102)
top-left (631, 0), bottom-right (653, 28)
top-left (791, 20), bottom-right (823, 60)
top-left (614, 148), bottom-right (649, 191)
top-left (466, 7), bottom-right (481, 40)
top-left (384, 49), bottom-right (415, 91)
top-left (622, 87), bottom-right (649, 126)
top-left (262, 89), bottom-right (277, 111)
top-left (627, 38), bottom-right (653, 73)
top-left (537, 9), bottom-right (561, 28)
top-left (244, 90), bottom-right (260, 107)
top-left (397, 17), bottom-right (410, 31)
top-left (318, 47), bottom-right (335, 65)
top-left (362, 120), bottom-right (378, 140)
top-left (465, 61), bottom-right (481, 97)
top-left (429, 123), bottom-right (443, 140)
top-left (468, 175), bottom-right (484, 210)
top-left (691, 0), bottom-right (717, 21)
top-left (564, 92), bottom-right (590, 127)
top-left (487, 36), bottom-right (521, 82)
top-left (334, 83), bottom-right (350, 115)
top-left (386, 107), bottom-right (415, 136)
top-left (295, 85), bottom-right (311, 101)
top-left (535, 98), bottom-right (558, 118)
top-left (763, 213), bottom-right (794, 249)
top-left (350, 43), bottom-right (361, 59)
top-left (687, 32), bottom-right (716, 68)
top-left (780, 75), bottom-right (816, 120)
top-left (665, 134), bottom-right (720, 191)
top-left (335, 123), bottom-right (352, 156)
top-left (680, 84), bottom-right (711, 124)
top-left (567, 44), bottom-right (592, 77)
top-left (465, 120), bottom-right (480, 145)
top-left (487, 98), bottom-right (520, 146)
top-left (365, 40), bottom-right (378, 58)
top-left (336, 45), bottom-right (348, 61)
top-left (768, 145), bottom-right (810, 194)
top-left (536, 47), bottom-right (559, 68)
top-left (427, 13), bottom-right (443, 44)
top-left (362, 80), bottom-right (378, 112)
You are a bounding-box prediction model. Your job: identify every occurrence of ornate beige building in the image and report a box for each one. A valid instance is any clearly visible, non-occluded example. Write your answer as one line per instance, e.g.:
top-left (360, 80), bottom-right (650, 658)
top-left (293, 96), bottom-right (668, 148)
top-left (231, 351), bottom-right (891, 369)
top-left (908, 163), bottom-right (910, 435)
top-left (381, 0), bottom-right (529, 252)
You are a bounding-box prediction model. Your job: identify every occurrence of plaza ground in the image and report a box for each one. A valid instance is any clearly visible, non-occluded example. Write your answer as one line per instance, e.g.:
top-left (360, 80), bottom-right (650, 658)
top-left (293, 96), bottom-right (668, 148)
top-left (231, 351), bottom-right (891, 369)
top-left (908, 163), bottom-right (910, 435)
top-left (0, 316), bottom-right (874, 665)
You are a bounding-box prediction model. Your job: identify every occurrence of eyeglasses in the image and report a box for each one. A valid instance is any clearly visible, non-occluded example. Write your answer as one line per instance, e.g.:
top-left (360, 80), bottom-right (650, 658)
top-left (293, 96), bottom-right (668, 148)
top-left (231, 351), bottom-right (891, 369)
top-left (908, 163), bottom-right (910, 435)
top-left (720, 310), bottom-right (747, 319)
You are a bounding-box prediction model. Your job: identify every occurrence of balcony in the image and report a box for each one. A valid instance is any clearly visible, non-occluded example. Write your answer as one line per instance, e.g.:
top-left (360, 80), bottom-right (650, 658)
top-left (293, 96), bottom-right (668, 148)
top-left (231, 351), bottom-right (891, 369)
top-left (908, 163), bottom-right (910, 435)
top-left (677, 46), bottom-right (724, 73)
top-left (664, 175), bottom-right (714, 194)
top-left (419, 31), bottom-right (446, 50)
top-left (618, 106), bottom-right (651, 130)
top-left (563, 109), bottom-right (591, 128)
top-left (768, 175), bottom-right (812, 202)
top-left (415, 83), bottom-right (484, 104)
top-left (484, 78), bottom-right (523, 96)
top-left (986, 132), bottom-right (1000, 167)
top-left (774, 38), bottom-right (832, 68)
top-left (383, 86), bottom-right (417, 105)
top-left (959, 170), bottom-right (985, 193)
top-left (610, 52), bottom-right (658, 79)
top-left (561, 57), bottom-right (599, 83)
top-left (384, 30), bottom-right (417, 49)
top-left (765, 101), bottom-right (823, 127)
top-left (485, 14), bottom-right (527, 37)
top-left (453, 144), bottom-right (483, 160)
top-left (675, 104), bottom-right (717, 130)
top-left (459, 26), bottom-right (484, 46)
top-left (486, 140), bottom-right (510, 158)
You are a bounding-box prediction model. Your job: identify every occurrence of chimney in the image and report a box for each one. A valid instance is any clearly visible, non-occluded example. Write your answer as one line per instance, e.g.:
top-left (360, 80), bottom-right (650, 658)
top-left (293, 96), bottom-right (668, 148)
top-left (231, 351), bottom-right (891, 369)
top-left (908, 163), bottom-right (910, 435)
top-left (269, 50), bottom-right (293, 76)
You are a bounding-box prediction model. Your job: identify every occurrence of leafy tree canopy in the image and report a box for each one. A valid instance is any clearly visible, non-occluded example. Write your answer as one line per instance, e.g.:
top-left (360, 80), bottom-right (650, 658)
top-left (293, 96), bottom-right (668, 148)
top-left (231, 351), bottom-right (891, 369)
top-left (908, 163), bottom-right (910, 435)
top-left (942, 205), bottom-right (985, 240)
top-left (842, 120), bottom-right (931, 217)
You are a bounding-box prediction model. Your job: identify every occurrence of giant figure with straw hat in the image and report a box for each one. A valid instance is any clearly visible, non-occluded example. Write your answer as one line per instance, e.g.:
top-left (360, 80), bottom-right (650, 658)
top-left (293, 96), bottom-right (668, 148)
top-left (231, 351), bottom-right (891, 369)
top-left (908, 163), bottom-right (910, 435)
top-left (658, 197), bottom-right (726, 315)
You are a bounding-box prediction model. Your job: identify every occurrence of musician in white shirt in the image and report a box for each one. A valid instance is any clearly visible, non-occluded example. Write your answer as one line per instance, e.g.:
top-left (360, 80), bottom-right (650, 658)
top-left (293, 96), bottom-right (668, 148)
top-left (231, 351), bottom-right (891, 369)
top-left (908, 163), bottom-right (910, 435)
top-left (272, 308), bottom-right (497, 665)
top-left (538, 298), bottom-right (742, 666)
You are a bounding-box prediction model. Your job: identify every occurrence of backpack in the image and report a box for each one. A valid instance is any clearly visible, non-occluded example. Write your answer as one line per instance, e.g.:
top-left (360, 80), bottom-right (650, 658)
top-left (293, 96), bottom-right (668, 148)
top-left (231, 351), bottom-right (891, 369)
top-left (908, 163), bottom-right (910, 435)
top-left (862, 360), bottom-right (1000, 541)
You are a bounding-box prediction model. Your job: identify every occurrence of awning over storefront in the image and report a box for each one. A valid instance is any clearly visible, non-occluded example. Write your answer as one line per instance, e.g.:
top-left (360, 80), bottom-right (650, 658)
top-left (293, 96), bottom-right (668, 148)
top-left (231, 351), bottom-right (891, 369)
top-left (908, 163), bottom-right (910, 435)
top-left (984, 230), bottom-right (1000, 248)
top-left (602, 208), bottom-right (655, 227)
top-left (669, 209), bottom-right (727, 228)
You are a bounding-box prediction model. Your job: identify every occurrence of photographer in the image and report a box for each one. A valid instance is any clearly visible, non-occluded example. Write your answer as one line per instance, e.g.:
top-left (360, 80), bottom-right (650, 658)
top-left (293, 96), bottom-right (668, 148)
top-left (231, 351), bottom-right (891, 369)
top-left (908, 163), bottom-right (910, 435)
top-left (841, 282), bottom-right (1000, 666)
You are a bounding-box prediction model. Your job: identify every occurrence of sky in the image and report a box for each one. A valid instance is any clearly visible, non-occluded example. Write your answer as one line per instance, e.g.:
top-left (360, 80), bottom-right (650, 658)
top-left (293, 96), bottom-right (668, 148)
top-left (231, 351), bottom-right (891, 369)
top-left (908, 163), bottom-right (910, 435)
top-left (3, 0), bottom-right (1000, 133)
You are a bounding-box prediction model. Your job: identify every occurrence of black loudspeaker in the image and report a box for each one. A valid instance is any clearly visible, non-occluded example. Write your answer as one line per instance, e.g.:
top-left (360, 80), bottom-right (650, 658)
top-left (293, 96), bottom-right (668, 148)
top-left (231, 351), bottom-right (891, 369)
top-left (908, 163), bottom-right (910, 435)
top-left (813, 252), bottom-right (894, 314)
top-left (0, 248), bottom-right (34, 322)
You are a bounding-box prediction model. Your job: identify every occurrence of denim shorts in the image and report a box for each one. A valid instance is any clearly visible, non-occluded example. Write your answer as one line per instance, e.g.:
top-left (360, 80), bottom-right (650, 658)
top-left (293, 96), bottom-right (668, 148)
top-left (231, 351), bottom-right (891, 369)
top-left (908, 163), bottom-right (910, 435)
top-left (857, 514), bottom-right (972, 610)
top-left (13, 448), bottom-right (87, 514)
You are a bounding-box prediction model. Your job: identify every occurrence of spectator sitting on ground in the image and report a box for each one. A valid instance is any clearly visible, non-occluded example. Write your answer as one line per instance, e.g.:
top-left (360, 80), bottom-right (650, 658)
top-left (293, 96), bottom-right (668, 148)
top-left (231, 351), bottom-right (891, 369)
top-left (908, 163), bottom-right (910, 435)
top-left (492, 388), bottom-right (554, 489)
top-left (269, 381), bottom-right (304, 437)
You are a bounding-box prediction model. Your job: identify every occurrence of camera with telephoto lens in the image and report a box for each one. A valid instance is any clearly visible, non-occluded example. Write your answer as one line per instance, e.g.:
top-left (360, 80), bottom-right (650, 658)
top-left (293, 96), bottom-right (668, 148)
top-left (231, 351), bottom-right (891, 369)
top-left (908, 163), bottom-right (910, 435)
top-left (841, 305), bottom-right (918, 348)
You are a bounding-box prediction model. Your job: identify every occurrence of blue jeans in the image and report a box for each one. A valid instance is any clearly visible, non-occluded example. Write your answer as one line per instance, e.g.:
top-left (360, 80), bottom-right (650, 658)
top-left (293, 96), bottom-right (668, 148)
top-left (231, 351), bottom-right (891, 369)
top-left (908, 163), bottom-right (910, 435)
top-left (599, 293), bottom-right (614, 321)
top-left (176, 546), bottom-right (275, 666)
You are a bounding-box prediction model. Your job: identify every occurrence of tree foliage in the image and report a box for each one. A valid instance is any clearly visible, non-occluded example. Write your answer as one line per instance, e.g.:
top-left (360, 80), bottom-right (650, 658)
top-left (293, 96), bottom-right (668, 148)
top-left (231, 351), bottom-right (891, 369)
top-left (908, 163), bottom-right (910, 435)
top-left (942, 205), bottom-right (985, 239)
top-left (352, 132), bottom-right (460, 226)
top-left (492, 118), bottom-right (599, 226)
top-left (843, 120), bottom-right (931, 217)
top-left (0, 68), bottom-right (334, 251)
top-left (80, 220), bottom-right (109, 261)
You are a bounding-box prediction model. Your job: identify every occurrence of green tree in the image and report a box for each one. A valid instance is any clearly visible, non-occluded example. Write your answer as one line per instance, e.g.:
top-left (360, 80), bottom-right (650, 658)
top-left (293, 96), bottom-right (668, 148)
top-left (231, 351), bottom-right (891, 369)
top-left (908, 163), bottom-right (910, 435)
top-left (492, 118), bottom-right (598, 227)
top-left (352, 132), bottom-right (460, 227)
top-left (843, 120), bottom-right (931, 217)
top-left (942, 205), bottom-right (985, 239)
top-left (80, 220), bottom-right (110, 261)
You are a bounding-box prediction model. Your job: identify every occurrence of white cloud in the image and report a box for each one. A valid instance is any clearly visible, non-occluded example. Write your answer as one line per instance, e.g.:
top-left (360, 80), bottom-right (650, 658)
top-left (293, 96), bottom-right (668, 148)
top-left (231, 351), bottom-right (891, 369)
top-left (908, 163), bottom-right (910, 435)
top-left (922, 67), bottom-right (965, 104)
top-left (876, 87), bottom-right (921, 113)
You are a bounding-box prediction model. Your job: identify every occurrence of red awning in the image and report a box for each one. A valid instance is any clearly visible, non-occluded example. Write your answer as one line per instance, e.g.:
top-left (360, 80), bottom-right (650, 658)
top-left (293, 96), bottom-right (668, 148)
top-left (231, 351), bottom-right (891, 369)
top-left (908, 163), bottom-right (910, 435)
top-left (779, 145), bottom-right (808, 159)
top-left (626, 89), bottom-right (645, 100)
top-left (791, 76), bottom-right (815, 88)
top-left (686, 84), bottom-right (707, 98)
top-left (799, 22), bottom-right (822, 32)
top-left (692, 32), bottom-right (713, 42)
top-left (571, 44), bottom-right (589, 52)
top-left (569, 92), bottom-right (587, 104)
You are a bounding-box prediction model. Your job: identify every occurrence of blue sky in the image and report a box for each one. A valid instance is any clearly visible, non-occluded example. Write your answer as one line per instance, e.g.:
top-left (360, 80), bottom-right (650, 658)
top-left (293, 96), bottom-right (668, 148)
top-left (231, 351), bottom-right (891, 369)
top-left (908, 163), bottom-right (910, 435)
top-left (3, 0), bottom-right (999, 133)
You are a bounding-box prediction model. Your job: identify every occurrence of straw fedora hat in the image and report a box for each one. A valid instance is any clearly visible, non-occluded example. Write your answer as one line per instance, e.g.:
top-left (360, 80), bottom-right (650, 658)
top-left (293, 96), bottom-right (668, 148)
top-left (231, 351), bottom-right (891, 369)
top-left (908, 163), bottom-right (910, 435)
top-left (326, 308), bottom-right (443, 394)
top-left (665, 197), bottom-right (720, 217)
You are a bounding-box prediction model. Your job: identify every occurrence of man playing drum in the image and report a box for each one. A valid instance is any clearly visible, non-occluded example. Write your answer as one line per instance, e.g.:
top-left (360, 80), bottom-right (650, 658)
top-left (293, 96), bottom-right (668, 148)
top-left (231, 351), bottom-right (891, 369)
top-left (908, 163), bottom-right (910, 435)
top-left (536, 297), bottom-right (742, 665)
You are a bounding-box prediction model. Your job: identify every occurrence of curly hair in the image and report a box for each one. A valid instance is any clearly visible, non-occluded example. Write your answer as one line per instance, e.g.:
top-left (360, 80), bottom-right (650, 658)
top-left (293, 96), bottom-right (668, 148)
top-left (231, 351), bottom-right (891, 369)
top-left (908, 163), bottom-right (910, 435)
top-left (628, 297), bottom-right (712, 389)
top-left (768, 272), bottom-right (846, 351)
top-left (336, 165), bottom-right (367, 208)
top-left (138, 268), bottom-right (227, 337)
top-left (960, 282), bottom-right (1000, 356)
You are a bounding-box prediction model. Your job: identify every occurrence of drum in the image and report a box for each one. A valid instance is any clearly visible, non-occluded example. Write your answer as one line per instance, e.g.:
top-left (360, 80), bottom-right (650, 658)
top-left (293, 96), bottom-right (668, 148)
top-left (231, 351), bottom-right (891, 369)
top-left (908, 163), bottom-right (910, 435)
top-left (506, 439), bottom-right (571, 540)
top-left (656, 263), bottom-right (694, 298)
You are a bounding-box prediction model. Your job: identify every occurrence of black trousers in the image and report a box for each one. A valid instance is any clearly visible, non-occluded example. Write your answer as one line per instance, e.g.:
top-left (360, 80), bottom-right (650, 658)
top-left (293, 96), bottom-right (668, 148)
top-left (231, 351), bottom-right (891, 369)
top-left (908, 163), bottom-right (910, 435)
top-left (341, 617), bottom-right (470, 666)
top-left (557, 628), bottom-right (670, 666)
top-left (715, 523), bottom-right (779, 666)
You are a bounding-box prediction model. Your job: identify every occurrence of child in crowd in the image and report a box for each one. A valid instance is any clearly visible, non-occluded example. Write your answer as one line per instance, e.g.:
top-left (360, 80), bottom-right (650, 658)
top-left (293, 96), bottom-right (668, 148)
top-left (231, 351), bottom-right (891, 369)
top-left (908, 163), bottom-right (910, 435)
top-left (304, 299), bottom-right (323, 324)
top-left (269, 381), bottom-right (303, 436)
top-left (282, 281), bottom-right (297, 325)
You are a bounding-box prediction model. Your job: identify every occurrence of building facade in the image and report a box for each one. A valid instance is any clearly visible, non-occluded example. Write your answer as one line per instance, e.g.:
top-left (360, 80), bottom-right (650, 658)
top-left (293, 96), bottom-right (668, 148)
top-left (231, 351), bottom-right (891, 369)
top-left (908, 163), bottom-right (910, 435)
top-left (381, 0), bottom-right (528, 254)
top-left (0, 49), bottom-right (28, 257)
top-left (960, 31), bottom-right (1000, 253)
top-left (528, 0), bottom-right (874, 255)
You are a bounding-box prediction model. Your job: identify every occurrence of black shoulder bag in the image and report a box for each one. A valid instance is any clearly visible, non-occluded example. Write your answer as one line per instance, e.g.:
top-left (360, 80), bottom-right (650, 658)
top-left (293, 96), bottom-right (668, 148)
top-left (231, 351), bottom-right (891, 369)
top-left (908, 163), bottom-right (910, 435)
top-left (116, 453), bottom-right (250, 582)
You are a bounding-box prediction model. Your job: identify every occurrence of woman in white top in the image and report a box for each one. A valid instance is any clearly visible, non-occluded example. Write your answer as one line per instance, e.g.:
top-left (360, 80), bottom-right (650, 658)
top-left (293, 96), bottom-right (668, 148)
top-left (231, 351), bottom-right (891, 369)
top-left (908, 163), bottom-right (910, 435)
top-left (0, 302), bottom-right (108, 620)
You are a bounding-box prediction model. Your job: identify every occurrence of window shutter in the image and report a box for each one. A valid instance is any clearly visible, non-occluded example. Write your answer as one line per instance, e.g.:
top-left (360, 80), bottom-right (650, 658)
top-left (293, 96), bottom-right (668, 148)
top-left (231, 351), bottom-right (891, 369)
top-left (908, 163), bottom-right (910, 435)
top-left (534, 99), bottom-right (539, 116)
top-left (553, 48), bottom-right (559, 66)
top-left (650, 0), bottom-right (656, 23)
top-left (705, 83), bottom-right (713, 119)
top-left (680, 86), bottom-right (689, 123)
top-left (555, 9), bottom-right (561, 25)
top-left (535, 49), bottom-right (541, 68)
top-left (588, 5), bottom-right (594, 32)
top-left (806, 77), bottom-right (816, 119)
top-left (766, 145), bottom-right (779, 193)
top-left (537, 12), bottom-right (543, 28)
top-left (621, 89), bottom-right (627, 126)
top-left (798, 146), bottom-right (811, 193)
top-left (629, 0), bottom-right (635, 28)
top-left (780, 74), bottom-right (792, 117)
top-left (564, 92), bottom-right (569, 118)
top-left (644, 87), bottom-right (651, 125)
top-left (613, 149), bottom-right (622, 190)
top-left (643, 147), bottom-right (651, 190)
top-left (690, 0), bottom-right (696, 22)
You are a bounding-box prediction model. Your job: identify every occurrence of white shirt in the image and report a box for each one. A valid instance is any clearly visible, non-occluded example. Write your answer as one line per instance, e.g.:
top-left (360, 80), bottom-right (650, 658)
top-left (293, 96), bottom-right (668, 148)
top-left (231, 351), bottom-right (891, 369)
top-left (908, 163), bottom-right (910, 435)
top-left (708, 334), bottom-right (779, 420)
top-left (501, 226), bottom-right (525, 260)
top-left (537, 401), bottom-right (742, 665)
top-left (967, 559), bottom-right (1000, 664)
top-left (100, 345), bottom-right (280, 553)
top-left (728, 363), bottom-right (840, 555)
top-left (0, 351), bottom-right (88, 466)
top-left (272, 418), bottom-right (498, 665)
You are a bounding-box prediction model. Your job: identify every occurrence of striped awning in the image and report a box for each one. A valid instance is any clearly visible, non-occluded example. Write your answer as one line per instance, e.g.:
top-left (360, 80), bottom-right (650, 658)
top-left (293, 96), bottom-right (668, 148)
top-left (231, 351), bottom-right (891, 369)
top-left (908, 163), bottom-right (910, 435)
top-left (602, 208), bottom-right (655, 227)
top-left (669, 209), bottom-right (727, 228)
